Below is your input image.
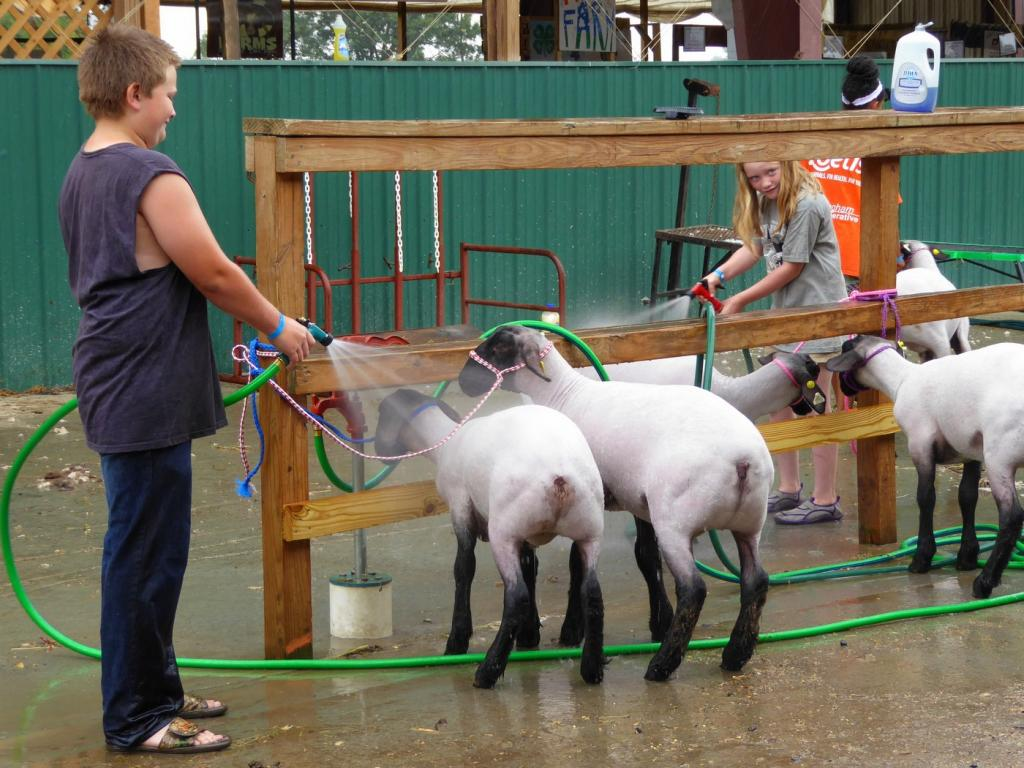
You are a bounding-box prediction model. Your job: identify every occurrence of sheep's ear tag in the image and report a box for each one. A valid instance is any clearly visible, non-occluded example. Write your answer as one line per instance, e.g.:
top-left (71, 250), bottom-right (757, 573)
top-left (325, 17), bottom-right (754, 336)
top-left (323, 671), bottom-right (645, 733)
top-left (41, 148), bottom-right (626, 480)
top-left (896, 340), bottom-right (908, 357)
top-left (539, 360), bottom-right (545, 373)
top-left (806, 381), bottom-right (815, 390)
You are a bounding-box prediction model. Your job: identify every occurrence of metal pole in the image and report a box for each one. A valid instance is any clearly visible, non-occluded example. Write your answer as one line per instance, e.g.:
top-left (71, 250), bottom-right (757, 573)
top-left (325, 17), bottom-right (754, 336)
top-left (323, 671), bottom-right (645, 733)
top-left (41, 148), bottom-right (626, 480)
top-left (352, 452), bottom-right (366, 578)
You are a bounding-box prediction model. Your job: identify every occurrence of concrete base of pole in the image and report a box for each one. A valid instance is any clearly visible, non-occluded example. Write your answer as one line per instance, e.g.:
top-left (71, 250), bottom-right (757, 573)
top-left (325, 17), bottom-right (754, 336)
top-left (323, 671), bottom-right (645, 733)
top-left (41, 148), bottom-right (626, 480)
top-left (329, 571), bottom-right (393, 639)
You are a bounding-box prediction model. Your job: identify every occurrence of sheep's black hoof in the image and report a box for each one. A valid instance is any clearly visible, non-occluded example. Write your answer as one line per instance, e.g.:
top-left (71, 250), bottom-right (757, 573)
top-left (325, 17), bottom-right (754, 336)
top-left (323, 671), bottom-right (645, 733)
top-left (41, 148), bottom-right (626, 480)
top-left (445, 636), bottom-right (470, 655)
top-left (473, 665), bottom-right (502, 689)
top-left (580, 658), bottom-right (604, 684)
top-left (956, 545), bottom-right (980, 571)
top-left (972, 574), bottom-right (997, 599)
top-left (558, 626), bottom-right (583, 647)
top-left (907, 553), bottom-right (933, 574)
top-left (516, 626), bottom-right (541, 650)
top-left (558, 616), bottom-right (584, 646)
top-left (720, 643), bottom-right (753, 672)
top-left (643, 654), bottom-right (678, 682)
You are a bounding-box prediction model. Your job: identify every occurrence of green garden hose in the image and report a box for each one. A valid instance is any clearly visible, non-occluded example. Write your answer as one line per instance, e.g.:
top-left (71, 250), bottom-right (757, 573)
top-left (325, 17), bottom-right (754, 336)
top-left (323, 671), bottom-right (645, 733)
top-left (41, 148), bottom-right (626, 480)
top-left (4, 334), bottom-right (1024, 672)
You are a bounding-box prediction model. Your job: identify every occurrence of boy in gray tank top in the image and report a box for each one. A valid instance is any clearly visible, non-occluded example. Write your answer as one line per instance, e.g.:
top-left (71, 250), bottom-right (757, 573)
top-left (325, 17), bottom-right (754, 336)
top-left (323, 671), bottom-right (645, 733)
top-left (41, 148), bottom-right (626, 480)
top-left (58, 25), bottom-right (313, 755)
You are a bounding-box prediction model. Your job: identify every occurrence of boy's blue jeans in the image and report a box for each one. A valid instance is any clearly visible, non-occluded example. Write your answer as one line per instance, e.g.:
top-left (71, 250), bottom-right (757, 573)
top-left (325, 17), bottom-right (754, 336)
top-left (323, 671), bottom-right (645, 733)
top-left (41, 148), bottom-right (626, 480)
top-left (99, 442), bottom-right (191, 749)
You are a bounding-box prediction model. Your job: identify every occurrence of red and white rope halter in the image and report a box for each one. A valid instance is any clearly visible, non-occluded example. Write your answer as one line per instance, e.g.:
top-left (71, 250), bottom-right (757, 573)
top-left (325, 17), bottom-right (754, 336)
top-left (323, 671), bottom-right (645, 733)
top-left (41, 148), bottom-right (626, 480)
top-left (231, 340), bottom-right (552, 464)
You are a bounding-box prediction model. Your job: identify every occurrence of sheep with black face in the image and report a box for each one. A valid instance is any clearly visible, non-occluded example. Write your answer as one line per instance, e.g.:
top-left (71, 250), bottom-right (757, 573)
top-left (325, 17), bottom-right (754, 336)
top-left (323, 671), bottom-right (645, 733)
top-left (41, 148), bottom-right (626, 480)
top-left (460, 326), bottom-right (774, 681)
top-left (375, 388), bottom-right (606, 689)
top-left (827, 335), bottom-right (1024, 598)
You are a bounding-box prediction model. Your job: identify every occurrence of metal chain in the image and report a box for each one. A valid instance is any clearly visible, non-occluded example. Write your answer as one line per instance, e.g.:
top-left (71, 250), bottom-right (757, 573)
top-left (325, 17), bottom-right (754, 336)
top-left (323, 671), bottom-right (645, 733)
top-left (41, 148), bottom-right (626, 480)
top-left (394, 171), bottom-right (404, 273)
top-left (303, 172), bottom-right (313, 264)
top-left (431, 171), bottom-right (441, 272)
top-left (347, 172), bottom-right (353, 219)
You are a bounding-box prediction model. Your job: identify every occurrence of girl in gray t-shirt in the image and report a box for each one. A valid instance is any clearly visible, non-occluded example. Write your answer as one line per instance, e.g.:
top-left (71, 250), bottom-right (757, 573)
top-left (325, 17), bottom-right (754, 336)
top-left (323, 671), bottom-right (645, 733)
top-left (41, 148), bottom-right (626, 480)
top-left (697, 160), bottom-right (847, 526)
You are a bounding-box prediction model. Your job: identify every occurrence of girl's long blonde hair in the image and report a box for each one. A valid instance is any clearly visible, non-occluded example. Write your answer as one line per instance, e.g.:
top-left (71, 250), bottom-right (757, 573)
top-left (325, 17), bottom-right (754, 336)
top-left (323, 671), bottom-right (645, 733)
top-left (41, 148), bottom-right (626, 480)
top-left (732, 161), bottom-right (823, 251)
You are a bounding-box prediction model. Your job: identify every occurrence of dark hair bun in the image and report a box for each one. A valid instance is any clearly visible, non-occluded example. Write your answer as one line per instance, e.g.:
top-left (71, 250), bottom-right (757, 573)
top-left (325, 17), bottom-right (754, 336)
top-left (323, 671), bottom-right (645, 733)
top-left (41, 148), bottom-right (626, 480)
top-left (842, 55), bottom-right (881, 106)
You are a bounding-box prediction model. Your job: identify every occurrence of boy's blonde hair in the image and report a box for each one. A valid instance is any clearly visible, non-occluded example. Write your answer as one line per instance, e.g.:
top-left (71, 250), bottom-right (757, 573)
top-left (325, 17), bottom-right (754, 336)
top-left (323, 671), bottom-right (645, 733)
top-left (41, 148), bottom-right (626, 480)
top-left (732, 161), bottom-right (823, 251)
top-left (78, 24), bottom-right (181, 120)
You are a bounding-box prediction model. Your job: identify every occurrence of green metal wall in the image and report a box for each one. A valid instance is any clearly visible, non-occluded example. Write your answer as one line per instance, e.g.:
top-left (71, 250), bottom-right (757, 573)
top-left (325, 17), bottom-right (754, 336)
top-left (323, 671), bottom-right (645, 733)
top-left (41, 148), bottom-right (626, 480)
top-left (2, 59), bottom-right (1023, 390)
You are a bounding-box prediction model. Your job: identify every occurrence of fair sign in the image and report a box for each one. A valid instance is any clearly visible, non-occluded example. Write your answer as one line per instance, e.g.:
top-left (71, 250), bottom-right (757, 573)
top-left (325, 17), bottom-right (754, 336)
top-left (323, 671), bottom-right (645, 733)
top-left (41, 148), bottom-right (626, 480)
top-left (560, 0), bottom-right (616, 53)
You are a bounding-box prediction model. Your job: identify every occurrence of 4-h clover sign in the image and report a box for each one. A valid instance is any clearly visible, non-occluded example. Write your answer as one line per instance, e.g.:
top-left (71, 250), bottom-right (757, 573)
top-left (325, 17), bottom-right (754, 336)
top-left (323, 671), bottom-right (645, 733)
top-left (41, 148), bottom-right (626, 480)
top-left (532, 22), bottom-right (556, 57)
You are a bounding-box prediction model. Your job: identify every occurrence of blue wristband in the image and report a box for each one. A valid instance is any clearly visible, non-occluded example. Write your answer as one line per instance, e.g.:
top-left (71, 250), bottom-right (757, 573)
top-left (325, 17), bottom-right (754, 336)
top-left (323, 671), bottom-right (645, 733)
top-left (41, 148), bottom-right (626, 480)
top-left (267, 313), bottom-right (286, 341)
top-left (713, 268), bottom-right (727, 286)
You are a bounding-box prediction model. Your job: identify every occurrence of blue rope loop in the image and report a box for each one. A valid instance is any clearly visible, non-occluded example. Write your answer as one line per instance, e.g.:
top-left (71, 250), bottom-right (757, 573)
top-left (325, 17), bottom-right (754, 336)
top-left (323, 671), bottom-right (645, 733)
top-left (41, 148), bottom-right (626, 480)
top-left (235, 338), bottom-right (374, 497)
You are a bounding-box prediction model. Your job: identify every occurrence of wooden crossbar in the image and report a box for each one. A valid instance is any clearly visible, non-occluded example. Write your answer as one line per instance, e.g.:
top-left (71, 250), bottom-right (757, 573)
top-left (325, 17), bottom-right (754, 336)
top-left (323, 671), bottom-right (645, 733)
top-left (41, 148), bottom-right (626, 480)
top-left (292, 285), bottom-right (1024, 393)
top-left (282, 404), bottom-right (899, 541)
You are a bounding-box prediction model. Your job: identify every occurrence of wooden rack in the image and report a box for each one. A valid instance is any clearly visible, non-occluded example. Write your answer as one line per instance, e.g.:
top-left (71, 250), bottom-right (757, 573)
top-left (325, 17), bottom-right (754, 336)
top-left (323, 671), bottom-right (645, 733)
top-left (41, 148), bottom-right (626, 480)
top-left (245, 107), bottom-right (1024, 659)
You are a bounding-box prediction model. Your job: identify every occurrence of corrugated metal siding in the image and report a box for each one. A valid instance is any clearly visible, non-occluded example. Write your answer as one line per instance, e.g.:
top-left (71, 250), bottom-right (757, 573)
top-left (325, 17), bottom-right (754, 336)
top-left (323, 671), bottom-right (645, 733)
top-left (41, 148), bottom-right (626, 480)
top-left (2, 59), bottom-right (1023, 390)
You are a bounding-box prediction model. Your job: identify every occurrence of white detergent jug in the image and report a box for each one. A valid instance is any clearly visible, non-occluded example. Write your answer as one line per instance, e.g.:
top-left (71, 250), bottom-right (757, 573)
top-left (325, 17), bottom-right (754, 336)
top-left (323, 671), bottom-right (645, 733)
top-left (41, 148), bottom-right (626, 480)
top-left (891, 22), bottom-right (940, 113)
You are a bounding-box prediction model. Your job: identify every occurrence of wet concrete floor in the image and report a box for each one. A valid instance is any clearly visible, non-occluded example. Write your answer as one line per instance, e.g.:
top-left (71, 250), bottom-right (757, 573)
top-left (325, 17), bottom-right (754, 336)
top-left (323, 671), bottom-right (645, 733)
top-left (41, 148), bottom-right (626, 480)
top-left (5, 326), bottom-right (1024, 768)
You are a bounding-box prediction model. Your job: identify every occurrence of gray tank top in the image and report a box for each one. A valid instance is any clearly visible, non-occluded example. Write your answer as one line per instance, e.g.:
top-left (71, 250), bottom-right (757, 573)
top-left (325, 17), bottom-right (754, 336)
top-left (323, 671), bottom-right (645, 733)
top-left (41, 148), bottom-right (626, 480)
top-left (59, 144), bottom-right (226, 453)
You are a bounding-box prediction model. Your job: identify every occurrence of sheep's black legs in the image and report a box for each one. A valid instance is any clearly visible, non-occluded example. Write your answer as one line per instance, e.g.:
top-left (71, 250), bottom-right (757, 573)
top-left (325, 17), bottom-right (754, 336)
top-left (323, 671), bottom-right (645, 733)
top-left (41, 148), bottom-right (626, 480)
top-left (516, 543), bottom-right (542, 649)
top-left (909, 462), bottom-right (938, 573)
top-left (644, 573), bottom-right (706, 682)
top-left (475, 542), bottom-right (530, 689)
top-left (579, 566), bottom-right (605, 684)
top-left (558, 541), bottom-right (585, 646)
top-left (634, 517), bottom-right (673, 642)
top-left (956, 460), bottom-right (982, 570)
top-left (573, 536), bottom-right (602, 684)
top-left (721, 533), bottom-right (769, 672)
top-left (445, 529), bottom-right (477, 655)
top-left (973, 472), bottom-right (1024, 599)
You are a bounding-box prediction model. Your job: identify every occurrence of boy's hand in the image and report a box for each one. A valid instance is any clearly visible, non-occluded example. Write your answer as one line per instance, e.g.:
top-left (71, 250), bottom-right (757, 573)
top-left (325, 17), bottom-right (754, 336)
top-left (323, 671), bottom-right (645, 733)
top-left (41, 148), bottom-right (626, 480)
top-left (274, 317), bottom-right (314, 365)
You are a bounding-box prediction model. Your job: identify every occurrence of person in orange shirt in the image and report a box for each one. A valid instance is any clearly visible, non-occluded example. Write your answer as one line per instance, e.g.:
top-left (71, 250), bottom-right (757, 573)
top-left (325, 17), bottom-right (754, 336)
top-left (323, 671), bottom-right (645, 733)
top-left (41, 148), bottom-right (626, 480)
top-left (803, 55), bottom-right (890, 280)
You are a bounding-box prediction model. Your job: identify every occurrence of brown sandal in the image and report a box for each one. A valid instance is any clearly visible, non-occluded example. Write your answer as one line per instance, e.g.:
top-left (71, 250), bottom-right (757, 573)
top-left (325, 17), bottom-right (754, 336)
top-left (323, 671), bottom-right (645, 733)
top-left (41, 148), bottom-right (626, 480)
top-left (179, 693), bottom-right (228, 718)
top-left (109, 718), bottom-right (231, 754)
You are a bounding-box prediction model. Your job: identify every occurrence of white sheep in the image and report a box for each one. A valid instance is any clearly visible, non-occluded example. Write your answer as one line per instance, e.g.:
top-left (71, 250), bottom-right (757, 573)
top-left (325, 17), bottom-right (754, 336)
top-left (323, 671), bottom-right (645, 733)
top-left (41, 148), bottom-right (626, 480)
top-left (578, 350), bottom-right (825, 420)
top-left (460, 326), bottom-right (774, 681)
top-left (897, 241), bottom-right (971, 361)
top-left (375, 389), bottom-right (606, 688)
top-left (826, 336), bottom-right (1024, 598)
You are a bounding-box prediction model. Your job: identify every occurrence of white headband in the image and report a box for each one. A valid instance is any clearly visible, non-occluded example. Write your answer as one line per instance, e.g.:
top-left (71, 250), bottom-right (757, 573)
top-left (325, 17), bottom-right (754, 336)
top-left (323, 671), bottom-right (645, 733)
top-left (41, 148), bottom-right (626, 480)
top-left (842, 80), bottom-right (884, 107)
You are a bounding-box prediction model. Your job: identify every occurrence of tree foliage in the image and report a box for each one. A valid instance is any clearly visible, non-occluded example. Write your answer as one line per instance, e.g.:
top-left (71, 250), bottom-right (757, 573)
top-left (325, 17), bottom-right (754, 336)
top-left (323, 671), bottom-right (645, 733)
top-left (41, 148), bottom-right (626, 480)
top-left (282, 9), bottom-right (482, 61)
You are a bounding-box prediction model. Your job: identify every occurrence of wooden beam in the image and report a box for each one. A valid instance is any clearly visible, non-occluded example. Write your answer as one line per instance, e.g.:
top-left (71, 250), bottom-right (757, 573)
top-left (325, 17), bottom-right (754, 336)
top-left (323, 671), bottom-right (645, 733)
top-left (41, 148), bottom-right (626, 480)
top-left (284, 480), bottom-right (448, 539)
top-left (253, 136), bottom-right (313, 659)
top-left (282, 405), bottom-right (899, 540)
top-left (293, 284), bottom-right (1024, 393)
top-left (244, 109), bottom-right (1024, 139)
top-left (265, 126), bottom-right (1024, 174)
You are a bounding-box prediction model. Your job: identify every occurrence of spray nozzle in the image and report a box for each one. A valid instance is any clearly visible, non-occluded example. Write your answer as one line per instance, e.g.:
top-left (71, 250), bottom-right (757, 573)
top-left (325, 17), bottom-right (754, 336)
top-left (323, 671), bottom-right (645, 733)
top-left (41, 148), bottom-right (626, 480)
top-left (297, 317), bottom-right (335, 347)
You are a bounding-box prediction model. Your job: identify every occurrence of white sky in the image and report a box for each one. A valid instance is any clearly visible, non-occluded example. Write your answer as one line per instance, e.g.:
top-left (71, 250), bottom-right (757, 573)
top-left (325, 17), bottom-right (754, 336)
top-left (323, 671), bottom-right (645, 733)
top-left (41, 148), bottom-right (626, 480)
top-left (161, 6), bottom-right (207, 59)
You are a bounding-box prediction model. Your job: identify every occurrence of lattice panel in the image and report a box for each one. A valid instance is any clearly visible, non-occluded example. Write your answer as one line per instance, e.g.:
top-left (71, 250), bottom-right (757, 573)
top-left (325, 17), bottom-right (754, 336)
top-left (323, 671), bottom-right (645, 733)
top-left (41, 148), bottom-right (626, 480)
top-left (1, 0), bottom-right (112, 59)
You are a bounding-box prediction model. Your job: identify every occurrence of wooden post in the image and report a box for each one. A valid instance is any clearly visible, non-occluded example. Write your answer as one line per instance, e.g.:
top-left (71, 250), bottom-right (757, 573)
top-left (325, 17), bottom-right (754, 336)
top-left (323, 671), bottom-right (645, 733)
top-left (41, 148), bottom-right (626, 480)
top-left (482, 0), bottom-right (519, 60)
top-left (856, 156), bottom-right (901, 544)
top-left (111, 0), bottom-right (161, 35)
top-left (253, 136), bottom-right (313, 659)
top-left (223, 0), bottom-right (241, 59)
top-left (397, 1), bottom-right (408, 60)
